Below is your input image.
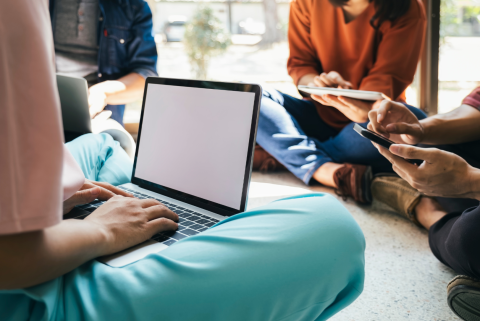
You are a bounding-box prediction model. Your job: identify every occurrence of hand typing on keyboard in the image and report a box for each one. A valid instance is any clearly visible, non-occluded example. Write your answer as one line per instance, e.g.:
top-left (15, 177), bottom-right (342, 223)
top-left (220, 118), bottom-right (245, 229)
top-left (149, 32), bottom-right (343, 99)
top-left (73, 187), bottom-right (221, 247)
top-left (83, 196), bottom-right (179, 256)
top-left (63, 179), bottom-right (134, 215)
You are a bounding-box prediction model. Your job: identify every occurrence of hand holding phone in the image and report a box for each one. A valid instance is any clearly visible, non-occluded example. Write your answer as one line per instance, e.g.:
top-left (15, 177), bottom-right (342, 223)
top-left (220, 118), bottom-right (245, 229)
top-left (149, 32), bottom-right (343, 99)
top-left (354, 124), bottom-right (423, 165)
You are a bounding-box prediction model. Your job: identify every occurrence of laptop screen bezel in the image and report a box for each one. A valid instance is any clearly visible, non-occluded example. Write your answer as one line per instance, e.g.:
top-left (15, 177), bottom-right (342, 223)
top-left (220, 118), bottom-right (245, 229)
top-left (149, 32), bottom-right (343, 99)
top-left (130, 77), bottom-right (262, 216)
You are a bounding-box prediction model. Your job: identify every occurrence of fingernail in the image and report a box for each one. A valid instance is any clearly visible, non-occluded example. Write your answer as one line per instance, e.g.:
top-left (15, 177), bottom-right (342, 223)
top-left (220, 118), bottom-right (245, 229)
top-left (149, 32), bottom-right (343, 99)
top-left (390, 145), bottom-right (399, 153)
top-left (91, 187), bottom-right (100, 196)
top-left (388, 124), bottom-right (396, 132)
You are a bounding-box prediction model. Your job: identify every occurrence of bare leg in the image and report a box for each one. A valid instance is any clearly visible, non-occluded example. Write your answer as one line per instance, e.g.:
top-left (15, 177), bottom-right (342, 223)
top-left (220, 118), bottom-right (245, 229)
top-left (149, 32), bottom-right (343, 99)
top-left (414, 197), bottom-right (448, 230)
top-left (312, 162), bottom-right (344, 188)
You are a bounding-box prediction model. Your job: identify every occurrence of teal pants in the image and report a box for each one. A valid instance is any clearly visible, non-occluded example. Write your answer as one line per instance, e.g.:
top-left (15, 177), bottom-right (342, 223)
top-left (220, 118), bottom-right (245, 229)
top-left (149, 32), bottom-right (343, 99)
top-left (66, 133), bottom-right (133, 186)
top-left (0, 134), bottom-right (365, 321)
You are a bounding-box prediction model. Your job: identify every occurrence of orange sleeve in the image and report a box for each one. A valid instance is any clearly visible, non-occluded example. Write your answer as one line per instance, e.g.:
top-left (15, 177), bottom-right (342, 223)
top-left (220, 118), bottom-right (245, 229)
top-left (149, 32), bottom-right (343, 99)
top-left (359, 0), bottom-right (426, 101)
top-left (287, 0), bottom-right (321, 85)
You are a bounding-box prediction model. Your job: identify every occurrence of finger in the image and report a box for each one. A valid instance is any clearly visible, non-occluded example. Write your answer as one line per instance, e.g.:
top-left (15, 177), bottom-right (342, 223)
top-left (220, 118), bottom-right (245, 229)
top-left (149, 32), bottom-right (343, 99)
top-left (343, 81), bottom-right (353, 89)
top-left (313, 76), bottom-right (326, 88)
top-left (323, 95), bottom-right (347, 108)
top-left (329, 72), bottom-right (349, 88)
top-left (385, 122), bottom-right (421, 137)
top-left (368, 110), bottom-right (389, 137)
top-left (144, 204), bottom-right (179, 222)
top-left (337, 96), bottom-right (359, 107)
top-left (319, 73), bottom-right (334, 87)
top-left (391, 164), bottom-right (411, 182)
top-left (90, 181), bottom-right (133, 197)
top-left (72, 187), bottom-right (102, 206)
top-left (95, 187), bottom-right (117, 201)
top-left (147, 217), bottom-right (179, 236)
top-left (390, 145), bottom-right (437, 163)
top-left (376, 100), bottom-right (393, 123)
top-left (311, 94), bottom-right (329, 105)
top-left (138, 198), bottom-right (163, 208)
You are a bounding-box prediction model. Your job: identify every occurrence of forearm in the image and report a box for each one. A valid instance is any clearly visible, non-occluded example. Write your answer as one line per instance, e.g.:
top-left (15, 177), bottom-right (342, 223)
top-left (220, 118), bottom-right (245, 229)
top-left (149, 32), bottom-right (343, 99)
top-left (420, 105), bottom-right (480, 145)
top-left (104, 72), bottom-right (146, 105)
top-left (0, 220), bottom-right (107, 289)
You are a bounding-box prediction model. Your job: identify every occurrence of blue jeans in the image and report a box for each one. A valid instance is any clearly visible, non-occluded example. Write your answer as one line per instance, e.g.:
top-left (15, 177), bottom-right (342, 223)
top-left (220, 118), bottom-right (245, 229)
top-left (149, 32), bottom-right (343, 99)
top-left (66, 133), bottom-right (132, 186)
top-left (0, 193), bottom-right (365, 321)
top-left (257, 89), bottom-right (427, 184)
top-left (104, 105), bottom-right (126, 126)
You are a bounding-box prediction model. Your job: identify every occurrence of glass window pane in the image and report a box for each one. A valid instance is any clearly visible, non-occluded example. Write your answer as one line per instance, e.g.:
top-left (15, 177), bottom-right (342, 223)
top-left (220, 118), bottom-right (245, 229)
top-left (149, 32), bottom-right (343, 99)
top-left (439, 0), bottom-right (480, 114)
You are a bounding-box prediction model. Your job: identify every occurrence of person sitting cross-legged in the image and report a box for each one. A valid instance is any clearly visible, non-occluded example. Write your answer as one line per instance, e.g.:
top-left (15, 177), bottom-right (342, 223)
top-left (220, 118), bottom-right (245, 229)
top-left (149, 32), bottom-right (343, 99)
top-left (367, 91), bottom-right (480, 321)
top-left (0, 2), bottom-right (366, 320)
top-left (255, 0), bottom-right (427, 203)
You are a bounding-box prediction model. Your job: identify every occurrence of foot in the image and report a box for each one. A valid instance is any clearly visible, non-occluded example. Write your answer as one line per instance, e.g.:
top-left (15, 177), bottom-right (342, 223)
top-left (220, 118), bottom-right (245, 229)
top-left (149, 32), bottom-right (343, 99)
top-left (447, 275), bottom-right (480, 320)
top-left (252, 145), bottom-right (285, 172)
top-left (333, 163), bottom-right (372, 204)
top-left (371, 175), bottom-right (422, 225)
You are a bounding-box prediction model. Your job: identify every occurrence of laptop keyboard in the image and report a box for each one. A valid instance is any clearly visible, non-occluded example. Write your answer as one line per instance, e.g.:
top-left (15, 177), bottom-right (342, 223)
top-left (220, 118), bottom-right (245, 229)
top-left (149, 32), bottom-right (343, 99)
top-left (71, 187), bottom-right (220, 247)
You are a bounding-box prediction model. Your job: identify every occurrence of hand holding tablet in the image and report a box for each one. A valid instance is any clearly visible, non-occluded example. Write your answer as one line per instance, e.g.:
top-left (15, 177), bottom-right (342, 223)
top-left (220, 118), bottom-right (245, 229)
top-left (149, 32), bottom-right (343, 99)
top-left (298, 85), bottom-right (387, 101)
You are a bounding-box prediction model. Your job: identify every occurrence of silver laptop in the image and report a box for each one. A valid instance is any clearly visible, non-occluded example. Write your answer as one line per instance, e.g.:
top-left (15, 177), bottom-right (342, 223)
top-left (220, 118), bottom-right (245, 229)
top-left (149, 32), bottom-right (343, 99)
top-left (56, 74), bottom-right (92, 134)
top-left (64, 77), bottom-right (262, 267)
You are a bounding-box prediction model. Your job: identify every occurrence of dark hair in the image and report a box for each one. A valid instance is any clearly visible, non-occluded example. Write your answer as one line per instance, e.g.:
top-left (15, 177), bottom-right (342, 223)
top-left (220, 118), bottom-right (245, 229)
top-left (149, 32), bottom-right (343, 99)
top-left (329, 0), bottom-right (411, 29)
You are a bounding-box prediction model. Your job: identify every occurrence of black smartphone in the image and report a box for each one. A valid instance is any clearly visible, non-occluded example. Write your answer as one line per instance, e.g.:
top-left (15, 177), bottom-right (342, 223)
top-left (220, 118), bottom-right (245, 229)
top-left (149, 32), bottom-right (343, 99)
top-left (353, 124), bottom-right (423, 165)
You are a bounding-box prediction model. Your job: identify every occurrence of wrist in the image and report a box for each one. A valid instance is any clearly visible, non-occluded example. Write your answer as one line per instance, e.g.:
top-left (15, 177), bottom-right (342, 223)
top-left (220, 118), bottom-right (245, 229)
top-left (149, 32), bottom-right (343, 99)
top-left (80, 219), bottom-right (112, 257)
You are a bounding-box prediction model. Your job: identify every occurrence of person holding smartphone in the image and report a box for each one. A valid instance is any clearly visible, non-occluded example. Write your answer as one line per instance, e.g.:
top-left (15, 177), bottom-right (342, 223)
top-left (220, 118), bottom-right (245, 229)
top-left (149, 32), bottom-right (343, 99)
top-left (367, 90), bottom-right (480, 320)
top-left (256, 0), bottom-right (426, 203)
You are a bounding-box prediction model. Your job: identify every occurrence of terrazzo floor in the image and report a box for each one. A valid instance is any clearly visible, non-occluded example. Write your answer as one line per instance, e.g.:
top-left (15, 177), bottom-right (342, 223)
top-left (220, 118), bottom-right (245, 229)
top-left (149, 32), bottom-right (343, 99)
top-left (248, 171), bottom-right (460, 321)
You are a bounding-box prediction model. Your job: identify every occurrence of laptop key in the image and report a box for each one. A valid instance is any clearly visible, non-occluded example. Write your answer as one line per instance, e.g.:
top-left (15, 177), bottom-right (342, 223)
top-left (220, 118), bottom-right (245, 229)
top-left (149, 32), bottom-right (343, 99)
top-left (152, 234), bottom-right (169, 242)
top-left (181, 220), bottom-right (194, 227)
top-left (197, 227), bottom-right (208, 232)
top-left (189, 224), bottom-right (203, 230)
top-left (169, 232), bottom-right (187, 240)
top-left (163, 239), bottom-right (177, 246)
top-left (181, 228), bottom-right (198, 236)
top-left (203, 221), bottom-right (215, 227)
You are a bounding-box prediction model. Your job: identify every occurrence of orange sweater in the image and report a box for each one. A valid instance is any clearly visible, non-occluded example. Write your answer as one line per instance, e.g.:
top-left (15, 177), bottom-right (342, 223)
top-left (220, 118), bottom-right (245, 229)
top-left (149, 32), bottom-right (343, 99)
top-left (288, 0), bottom-right (426, 130)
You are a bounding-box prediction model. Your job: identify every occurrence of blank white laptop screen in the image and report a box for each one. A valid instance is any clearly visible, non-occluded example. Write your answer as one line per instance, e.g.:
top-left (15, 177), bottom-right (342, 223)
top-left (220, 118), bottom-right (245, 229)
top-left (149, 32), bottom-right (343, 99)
top-left (135, 84), bottom-right (256, 210)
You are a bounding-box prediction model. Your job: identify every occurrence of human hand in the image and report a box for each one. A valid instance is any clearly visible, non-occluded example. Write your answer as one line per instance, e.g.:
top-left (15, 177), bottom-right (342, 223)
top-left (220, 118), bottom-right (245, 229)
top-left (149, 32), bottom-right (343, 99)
top-left (307, 71), bottom-right (353, 89)
top-left (312, 94), bottom-right (379, 123)
top-left (88, 80), bottom-right (127, 118)
top-left (63, 179), bottom-right (133, 214)
top-left (85, 196), bottom-right (179, 255)
top-left (367, 100), bottom-right (424, 145)
top-left (374, 143), bottom-right (480, 199)
top-left (88, 85), bottom-right (108, 118)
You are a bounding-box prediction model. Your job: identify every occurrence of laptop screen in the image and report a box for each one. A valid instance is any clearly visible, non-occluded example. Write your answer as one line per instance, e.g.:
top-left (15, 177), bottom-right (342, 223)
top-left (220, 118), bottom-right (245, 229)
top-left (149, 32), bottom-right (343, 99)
top-left (134, 81), bottom-right (257, 211)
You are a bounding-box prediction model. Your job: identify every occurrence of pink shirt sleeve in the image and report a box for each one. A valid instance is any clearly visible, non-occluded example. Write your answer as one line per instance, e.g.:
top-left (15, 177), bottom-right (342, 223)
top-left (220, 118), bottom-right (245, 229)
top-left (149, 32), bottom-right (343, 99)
top-left (0, 0), bottom-right (84, 235)
top-left (462, 87), bottom-right (480, 110)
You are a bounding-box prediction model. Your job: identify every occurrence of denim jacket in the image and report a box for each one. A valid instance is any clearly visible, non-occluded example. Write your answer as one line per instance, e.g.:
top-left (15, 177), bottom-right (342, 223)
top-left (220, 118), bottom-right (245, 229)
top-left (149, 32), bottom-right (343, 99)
top-left (50, 0), bottom-right (158, 82)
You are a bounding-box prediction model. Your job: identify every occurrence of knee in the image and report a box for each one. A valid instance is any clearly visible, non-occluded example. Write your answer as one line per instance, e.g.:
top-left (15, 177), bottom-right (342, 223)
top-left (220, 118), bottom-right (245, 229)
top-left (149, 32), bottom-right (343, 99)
top-left (275, 193), bottom-right (366, 253)
top-left (444, 221), bottom-right (480, 275)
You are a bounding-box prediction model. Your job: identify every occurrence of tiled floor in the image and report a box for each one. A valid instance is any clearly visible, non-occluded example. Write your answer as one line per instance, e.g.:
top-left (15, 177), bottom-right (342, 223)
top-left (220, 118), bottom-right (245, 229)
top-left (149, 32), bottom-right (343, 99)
top-left (248, 171), bottom-right (460, 321)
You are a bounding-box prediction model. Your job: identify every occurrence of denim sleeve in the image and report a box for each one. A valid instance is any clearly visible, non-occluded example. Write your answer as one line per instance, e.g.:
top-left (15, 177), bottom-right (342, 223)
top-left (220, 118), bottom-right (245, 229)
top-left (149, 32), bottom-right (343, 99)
top-left (127, 0), bottom-right (158, 77)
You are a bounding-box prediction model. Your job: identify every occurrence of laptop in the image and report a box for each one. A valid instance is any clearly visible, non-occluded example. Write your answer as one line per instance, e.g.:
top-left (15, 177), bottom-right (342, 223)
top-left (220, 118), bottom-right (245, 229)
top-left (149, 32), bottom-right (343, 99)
top-left (56, 74), bottom-right (92, 134)
top-left (64, 77), bottom-right (262, 267)
top-left (56, 74), bottom-right (136, 157)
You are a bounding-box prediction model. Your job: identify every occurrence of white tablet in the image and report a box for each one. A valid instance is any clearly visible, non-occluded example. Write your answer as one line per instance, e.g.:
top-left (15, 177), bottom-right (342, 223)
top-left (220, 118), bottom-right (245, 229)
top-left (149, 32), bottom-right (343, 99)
top-left (298, 85), bottom-right (387, 101)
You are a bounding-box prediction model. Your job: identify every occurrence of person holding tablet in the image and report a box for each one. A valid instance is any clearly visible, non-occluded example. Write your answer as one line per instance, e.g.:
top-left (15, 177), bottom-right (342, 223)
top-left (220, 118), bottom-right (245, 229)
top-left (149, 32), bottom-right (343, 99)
top-left (256, 0), bottom-right (426, 203)
top-left (367, 92), bottom-right (480, 320)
